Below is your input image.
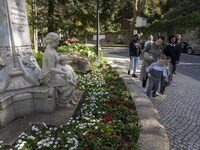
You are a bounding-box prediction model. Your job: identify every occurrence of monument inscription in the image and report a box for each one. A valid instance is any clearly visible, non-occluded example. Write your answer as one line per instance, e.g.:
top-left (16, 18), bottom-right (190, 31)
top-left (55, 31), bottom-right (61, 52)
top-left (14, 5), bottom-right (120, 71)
top-left (8, 0), bottom-right (31, 46)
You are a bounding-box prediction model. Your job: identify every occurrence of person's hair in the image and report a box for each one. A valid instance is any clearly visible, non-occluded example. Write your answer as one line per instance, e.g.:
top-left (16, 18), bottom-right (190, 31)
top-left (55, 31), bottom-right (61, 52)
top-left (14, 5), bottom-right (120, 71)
top-left (149, 35), bottom-right (153, 40)
top-left (132, 34), bottom-right (140, 42)
top-left (159, 54), bottom-right (166, 59)
top-left (157, 35), bottom-right (165, 42)
top-left (133, 34), bottom-right (140, 39)
top-left (168, 35), bottom-right (177, 43)
top-left (176, 34), bottom-right (181, 38)
top-left (43, 32), bottom-right (60, 46)
top-left (166, 56), bottom-right (171, 60)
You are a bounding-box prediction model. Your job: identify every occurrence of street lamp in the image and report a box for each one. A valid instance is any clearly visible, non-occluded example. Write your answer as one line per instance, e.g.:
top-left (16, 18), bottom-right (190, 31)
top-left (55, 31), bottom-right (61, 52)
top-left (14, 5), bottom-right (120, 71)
top-left (96, 0), bottom-right (99, 56)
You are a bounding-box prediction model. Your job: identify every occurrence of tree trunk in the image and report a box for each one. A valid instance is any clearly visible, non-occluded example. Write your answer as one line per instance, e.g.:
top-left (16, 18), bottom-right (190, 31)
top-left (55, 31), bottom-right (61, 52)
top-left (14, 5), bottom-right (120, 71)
top-left (48, 0), bottom-right (55, 32)
top-left (131, 0), bottom-right (138, 35)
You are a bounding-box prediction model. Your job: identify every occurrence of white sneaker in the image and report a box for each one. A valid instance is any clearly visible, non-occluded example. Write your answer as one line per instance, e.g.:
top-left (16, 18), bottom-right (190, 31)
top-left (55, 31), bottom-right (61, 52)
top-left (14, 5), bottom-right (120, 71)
top-left (155, 92), bottom-right (160, 96)
top-left (142, 88), bottom-right (147, 93)
top-left (170, 82), bottom-right (176, 87)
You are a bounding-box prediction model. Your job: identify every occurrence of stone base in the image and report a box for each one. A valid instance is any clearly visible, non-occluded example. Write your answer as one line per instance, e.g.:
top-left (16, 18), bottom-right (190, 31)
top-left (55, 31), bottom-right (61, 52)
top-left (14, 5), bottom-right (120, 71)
top-left (0, 90), bottom-right (85, 147)
top-left (0, 86), bottom-right (55, 128)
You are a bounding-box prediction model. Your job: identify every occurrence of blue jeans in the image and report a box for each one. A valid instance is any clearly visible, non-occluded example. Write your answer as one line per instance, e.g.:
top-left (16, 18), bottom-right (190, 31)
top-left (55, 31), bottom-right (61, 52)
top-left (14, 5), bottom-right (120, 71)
top-left (129, 56), bottom-right (140, 74)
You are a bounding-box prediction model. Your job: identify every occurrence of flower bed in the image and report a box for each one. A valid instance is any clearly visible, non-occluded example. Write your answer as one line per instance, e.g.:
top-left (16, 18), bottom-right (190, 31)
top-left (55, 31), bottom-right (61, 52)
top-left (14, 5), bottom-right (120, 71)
top-left (0, 65), bottom-right (140, 150)
top-left (75, 66), bottom-right (140, 149)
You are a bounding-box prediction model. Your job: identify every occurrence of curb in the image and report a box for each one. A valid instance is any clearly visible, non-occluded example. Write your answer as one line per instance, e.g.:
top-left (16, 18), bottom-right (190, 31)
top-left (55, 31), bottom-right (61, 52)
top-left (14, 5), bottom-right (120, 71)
top-left (108, 61), bottom-right (170, 150)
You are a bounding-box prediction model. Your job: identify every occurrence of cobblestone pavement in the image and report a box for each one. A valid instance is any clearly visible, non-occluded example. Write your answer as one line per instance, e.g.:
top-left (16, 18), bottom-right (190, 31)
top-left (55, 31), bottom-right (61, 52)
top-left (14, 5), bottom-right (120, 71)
top-left (151, 73), bottom-right (200, 150)
top-left (103, 47), bottom-right (200, 150)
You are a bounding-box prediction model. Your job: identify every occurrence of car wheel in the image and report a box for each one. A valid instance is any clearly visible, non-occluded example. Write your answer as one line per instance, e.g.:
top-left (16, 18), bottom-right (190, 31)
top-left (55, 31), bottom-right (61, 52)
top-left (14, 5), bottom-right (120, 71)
top-left (187, 48), bottom-right (193, 55)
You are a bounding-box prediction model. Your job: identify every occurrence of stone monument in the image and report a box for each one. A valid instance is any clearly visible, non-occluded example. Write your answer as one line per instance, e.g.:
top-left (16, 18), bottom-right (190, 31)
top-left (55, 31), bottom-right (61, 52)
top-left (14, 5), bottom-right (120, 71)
top-left (0, 0), bottom-right (40, 92)
top-left (0, 0), bottom-right (55, 128)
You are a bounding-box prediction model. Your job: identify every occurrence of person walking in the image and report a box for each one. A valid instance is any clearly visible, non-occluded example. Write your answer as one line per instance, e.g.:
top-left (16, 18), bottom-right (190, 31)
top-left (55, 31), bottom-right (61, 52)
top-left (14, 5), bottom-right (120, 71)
top-left (175, 34), bottom-right (182, 61)
top-left (146, 54), bottom-right (168, 97)
top-left (140, 35), bottom-right (165, 92)
top-left (144, 34), bottom-right (154, 47)
top-left (163, 35), bottom-right (181, 75)
top-left (127, 34), bottom-right (141, 78)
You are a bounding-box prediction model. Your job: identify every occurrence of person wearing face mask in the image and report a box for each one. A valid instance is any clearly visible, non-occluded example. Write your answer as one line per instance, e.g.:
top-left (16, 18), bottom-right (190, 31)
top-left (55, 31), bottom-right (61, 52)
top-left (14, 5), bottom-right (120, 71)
top-left (127, 34), bottom-right (141, 78)
top-left (140, 35), bottom-right (165, 93)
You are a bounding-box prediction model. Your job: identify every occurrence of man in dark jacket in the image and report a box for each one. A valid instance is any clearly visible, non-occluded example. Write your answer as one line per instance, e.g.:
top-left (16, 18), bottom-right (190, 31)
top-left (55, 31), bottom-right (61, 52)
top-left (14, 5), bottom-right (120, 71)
top-left (128, 34), bottom-right (141, 78)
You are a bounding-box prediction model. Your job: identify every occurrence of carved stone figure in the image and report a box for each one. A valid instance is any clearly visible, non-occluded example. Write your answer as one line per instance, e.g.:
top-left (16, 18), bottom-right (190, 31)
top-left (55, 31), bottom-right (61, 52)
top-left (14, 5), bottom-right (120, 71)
top-left (22, 50), bottom-right (36, 68)
top-left (39, 32), bottom-right (77, 108)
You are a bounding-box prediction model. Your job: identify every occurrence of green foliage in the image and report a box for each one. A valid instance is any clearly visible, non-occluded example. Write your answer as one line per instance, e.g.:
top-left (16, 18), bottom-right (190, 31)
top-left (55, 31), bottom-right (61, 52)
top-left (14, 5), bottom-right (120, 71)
top-left (57, 43), bottom-right (105, 68)
top-left (143, 0), bottom-right (200, 35)
top-left (33, 50), bottom-right (44, 68)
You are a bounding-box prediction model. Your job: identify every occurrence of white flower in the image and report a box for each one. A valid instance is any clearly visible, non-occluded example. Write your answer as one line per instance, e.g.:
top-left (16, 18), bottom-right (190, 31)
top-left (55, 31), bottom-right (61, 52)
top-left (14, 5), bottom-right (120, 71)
top-left (27, 136), bottom-right (35, 140)
top-left (65, 144), bottom-right (68, 148)
top-left (54, 127), bottom-right (57, 131)
top-left (17, 139), bottom-right (22, 144)
top-left (15, 144), bottom-right (19, 148)
top-left (42, 122), bottom-right (48, 128)
top-left (51, 137), bottom-right (55, 141)
top-left (49, 127), bottom-right (53, 131)
top-left (53, 145), bottom-right (57, 148)
top-left (55, 141), bottom-right (58, 145)
top-left (0, 141), bottom-right (3, 144)
top-left (45, 130), bottom-right (51, 134)
top-left (57, 137), bottom-right (61, 140)
top-left (32, 125), bottom-right (39, 132)
top-left (83, 131), bottom-right (87, 136)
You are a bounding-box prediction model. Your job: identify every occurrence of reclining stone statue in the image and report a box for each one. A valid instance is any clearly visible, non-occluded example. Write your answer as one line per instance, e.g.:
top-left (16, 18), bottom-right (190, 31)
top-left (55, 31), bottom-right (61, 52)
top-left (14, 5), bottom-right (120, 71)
top-left (39, 32), bottom-right (77, 109)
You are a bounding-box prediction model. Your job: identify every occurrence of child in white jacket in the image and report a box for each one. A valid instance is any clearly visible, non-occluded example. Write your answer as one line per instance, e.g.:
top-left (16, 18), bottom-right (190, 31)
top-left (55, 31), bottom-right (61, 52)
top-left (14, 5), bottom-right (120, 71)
top-left (146, 54), bottom-right (168, 97)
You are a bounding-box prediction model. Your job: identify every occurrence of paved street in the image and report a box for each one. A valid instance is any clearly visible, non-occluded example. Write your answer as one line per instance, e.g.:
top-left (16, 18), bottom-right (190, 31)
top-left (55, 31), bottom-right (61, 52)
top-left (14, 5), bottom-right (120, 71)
top-left (103, 47), bottom-right (200, 150)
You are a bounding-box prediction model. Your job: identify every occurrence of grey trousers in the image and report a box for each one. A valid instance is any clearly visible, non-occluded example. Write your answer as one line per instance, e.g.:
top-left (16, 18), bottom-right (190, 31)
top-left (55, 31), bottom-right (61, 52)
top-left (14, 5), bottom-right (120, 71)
top-left (146, 76), bottom-right (160, 97)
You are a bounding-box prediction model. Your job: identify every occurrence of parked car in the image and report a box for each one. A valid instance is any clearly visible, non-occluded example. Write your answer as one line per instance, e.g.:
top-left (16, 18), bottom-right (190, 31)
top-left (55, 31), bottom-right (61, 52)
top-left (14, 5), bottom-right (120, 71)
top-left (186, 43), bottom-right (200, 55)
top-left (180, 41), bottom-right (189, 53)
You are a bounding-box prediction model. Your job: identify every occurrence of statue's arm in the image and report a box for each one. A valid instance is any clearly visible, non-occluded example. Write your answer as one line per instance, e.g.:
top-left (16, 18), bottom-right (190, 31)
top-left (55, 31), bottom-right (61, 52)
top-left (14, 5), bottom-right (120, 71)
top-left (51, 68), bottom-right (66, 74)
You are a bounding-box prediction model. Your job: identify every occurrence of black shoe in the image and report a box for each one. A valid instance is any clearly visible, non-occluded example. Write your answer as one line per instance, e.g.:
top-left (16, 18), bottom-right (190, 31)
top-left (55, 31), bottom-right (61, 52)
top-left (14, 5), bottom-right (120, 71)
top-left (160, 90), bottom-right (164, 95)
top-left (173, 72), bottom-right (176, 75)
top-left (152, 94), bottom-right (157, 97)
top-left (132, 74), bottom-right (137, 78)
top-left (128, 70), bottom-right (130, 75)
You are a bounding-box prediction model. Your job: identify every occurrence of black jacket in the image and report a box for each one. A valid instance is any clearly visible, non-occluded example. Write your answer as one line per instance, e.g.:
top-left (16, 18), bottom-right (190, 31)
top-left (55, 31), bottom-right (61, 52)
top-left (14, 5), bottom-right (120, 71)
top-left (163, 44), bottom-right (180, 62)
top-left (129, 40), bottom-right (141, 57)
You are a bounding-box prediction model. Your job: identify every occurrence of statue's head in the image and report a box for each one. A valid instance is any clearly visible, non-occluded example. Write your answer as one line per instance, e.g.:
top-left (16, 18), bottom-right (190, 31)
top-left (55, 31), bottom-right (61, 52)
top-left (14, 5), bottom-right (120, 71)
top-left (43, 32), bottom-right (60, 47)
top-left (59, 55), bottom-right (68, 65)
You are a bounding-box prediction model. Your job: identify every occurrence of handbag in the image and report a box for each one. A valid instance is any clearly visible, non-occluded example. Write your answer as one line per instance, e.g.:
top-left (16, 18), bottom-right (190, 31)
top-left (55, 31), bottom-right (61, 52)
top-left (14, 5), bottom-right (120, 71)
top-left (143, 52), bottom-right (153, 62)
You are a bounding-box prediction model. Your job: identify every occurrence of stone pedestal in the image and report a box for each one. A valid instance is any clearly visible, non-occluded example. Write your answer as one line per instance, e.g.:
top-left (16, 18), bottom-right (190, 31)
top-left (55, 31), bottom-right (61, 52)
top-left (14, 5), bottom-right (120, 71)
top-left (0, 86), bottom-right (56, 128)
